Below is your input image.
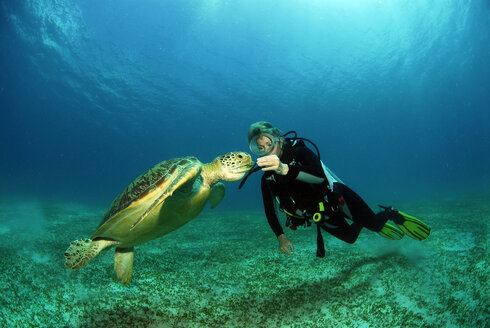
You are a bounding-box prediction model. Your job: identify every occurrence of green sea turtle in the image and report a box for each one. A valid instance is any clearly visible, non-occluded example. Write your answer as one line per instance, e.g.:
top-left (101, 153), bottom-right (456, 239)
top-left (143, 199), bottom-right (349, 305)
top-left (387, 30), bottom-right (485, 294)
top-left (64, 152), bottom-right (252, 284)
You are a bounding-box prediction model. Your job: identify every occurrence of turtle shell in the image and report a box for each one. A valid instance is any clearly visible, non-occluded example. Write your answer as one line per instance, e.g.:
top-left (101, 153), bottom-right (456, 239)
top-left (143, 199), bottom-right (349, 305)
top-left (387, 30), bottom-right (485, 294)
top-left (98, 156), bottom-right (200, 227)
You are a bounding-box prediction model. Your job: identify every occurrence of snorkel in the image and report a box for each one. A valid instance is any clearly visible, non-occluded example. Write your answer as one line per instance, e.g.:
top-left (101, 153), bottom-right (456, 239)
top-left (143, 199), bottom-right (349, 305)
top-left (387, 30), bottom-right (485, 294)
top-left (238, 162), bottom-right (261, 189)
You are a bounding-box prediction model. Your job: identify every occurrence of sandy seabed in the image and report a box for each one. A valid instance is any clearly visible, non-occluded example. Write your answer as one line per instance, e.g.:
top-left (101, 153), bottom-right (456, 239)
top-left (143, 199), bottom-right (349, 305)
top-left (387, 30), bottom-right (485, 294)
top-left (0, 197), bottom-right (488, 328)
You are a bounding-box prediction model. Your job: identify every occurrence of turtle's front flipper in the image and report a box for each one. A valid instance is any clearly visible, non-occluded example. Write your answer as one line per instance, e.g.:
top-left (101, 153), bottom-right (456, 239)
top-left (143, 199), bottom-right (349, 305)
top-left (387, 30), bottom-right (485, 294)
top-left (114, 247), bottom-right (134, 285)
top-left (209, 182), bottom-right (225, 209)
top-left (64, 238), bottom-right (119, 270)
top-left (130, 162), bottom-right (202, 230)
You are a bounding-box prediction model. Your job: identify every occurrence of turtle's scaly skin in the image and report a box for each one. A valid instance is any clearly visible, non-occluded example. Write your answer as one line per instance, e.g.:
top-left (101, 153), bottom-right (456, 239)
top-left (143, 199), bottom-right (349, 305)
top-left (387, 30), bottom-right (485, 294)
top-left (64, 152), bottom-right (253, 284)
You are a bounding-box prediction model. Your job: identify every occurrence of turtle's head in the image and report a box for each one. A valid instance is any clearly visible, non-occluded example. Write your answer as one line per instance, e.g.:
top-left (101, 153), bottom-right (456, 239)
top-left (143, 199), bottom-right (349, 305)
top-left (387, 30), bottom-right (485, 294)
top-left (211, 152), bottom-right (253, 182)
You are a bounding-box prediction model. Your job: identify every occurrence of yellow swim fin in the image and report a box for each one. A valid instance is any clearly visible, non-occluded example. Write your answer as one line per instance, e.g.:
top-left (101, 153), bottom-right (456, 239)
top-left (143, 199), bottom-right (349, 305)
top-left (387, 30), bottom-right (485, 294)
top-left (396, 211), bottom-right (431, 241)
top-left (378, 223), bottom-right (404, 240)
top-left (379, 205), bottom-right (431, 241)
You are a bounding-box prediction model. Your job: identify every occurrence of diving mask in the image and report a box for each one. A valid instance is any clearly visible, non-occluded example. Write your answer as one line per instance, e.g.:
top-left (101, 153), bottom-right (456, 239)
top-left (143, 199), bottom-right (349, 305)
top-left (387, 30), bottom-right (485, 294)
top-left (249, 133), bottom-right (279, 156)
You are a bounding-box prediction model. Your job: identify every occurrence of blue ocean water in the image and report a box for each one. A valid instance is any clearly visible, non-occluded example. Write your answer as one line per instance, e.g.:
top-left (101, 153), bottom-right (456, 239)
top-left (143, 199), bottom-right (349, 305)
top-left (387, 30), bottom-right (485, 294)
top-left (1, 0), bottom-right (489, 210)
top-left (1, 2), bottom-right (489, 327)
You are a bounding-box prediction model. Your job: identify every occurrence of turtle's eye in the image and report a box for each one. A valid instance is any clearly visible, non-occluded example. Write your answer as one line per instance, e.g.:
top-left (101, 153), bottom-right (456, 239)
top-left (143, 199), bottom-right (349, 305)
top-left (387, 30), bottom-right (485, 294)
top-left (237, 154), bottom-right (243, 159)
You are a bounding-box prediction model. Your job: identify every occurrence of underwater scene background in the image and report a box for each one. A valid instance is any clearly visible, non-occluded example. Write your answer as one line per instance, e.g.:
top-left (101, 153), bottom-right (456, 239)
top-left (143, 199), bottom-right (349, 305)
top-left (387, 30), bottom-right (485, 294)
top-left (0, 0), bottom-right (488, 327)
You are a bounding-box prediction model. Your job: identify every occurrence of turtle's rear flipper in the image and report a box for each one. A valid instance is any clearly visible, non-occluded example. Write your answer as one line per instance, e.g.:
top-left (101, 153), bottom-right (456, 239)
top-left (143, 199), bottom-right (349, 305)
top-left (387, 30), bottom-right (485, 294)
top-left (114, 247), bottom-right (134, 285)
top-left (64, 239), bottom-right (118, 270)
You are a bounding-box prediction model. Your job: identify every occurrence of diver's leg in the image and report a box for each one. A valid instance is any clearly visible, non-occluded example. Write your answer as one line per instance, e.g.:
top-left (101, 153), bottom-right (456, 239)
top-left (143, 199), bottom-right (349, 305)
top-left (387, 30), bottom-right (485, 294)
top-left (333, 182), bottom-right (387, 232)
top-left (318, 214), bottom-right (363, 244)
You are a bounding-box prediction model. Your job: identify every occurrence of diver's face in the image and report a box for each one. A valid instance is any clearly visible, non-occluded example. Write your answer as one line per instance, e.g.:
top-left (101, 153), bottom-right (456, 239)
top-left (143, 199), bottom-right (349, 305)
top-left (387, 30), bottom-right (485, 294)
top-left (256, 135), bottom-right (274, 155)
top-left (257, 135), bottom-right (282, 157)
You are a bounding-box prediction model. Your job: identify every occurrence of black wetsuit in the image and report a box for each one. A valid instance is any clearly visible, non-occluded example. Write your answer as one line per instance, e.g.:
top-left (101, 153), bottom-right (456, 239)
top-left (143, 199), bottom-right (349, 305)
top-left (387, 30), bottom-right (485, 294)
top-left (261, 140), bottom-right (389, 245)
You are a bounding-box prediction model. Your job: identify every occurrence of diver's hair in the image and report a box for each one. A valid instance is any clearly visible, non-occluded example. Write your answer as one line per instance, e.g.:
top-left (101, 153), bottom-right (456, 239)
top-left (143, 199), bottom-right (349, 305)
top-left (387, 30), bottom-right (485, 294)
top-left (247, 121), bottom-right (282, 143)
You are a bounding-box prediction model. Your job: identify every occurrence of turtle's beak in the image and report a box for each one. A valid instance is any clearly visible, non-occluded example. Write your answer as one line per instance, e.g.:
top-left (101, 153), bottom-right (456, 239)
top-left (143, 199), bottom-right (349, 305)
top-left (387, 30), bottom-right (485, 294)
top-left (234, 161), bottom-right (254, 174)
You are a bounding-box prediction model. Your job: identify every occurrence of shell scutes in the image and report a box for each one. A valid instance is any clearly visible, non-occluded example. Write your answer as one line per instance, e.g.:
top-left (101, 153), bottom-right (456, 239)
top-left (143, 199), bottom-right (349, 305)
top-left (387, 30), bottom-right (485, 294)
top-left (99, 156), bottom-right (200, 226)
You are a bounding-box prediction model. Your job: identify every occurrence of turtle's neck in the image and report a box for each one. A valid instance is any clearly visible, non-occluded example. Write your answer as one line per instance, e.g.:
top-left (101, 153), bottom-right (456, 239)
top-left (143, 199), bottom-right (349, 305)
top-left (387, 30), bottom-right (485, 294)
top-left (201, 162), bottom-right (221, 187)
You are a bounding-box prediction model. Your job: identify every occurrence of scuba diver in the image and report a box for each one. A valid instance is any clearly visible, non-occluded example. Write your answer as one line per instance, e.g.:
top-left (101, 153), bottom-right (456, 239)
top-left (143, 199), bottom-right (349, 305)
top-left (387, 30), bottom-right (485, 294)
top-left (239, 121), bottom-right (431, 257)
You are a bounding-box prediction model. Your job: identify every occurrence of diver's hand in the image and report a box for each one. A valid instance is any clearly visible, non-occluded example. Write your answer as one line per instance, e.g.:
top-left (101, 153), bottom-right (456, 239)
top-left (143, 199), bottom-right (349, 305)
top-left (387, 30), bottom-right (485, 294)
top-left (278, 234), bottom-right (294, 256)
top-left (257, 155), bottom-right (289, 175)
